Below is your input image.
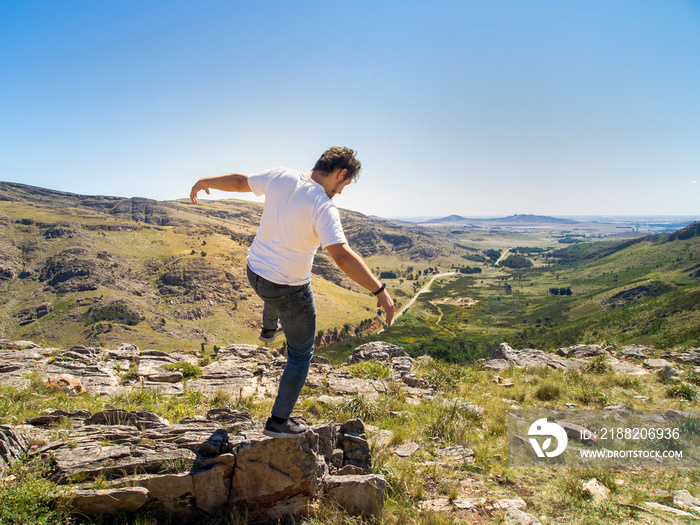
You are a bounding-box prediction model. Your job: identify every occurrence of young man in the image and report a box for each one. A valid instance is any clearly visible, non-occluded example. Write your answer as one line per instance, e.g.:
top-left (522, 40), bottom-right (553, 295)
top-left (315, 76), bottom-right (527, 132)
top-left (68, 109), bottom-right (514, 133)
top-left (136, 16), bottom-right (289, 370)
top-left (190, 147), bottom-right (395, 437)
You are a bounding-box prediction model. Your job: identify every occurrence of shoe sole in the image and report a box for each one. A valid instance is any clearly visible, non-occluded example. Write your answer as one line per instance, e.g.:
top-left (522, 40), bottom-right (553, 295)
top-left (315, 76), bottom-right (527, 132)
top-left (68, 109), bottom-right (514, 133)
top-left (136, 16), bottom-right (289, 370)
top-left (259, 329), bottom-right (284, 343)
top-left (262, 428), bottom-right (306, 438)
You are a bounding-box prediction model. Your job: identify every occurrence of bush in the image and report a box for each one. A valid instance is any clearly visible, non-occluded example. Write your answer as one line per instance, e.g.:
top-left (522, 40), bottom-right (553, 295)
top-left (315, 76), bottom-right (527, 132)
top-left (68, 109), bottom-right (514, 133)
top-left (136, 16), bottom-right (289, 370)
top-left (585, 355), bottom-right (612, 374)
top-left (160, 362), bottom-right (203, 379)
top-left (535, 381), bottom-right (562, 401)
top-left (0, 458), bottom-right (73, 524)
top-left (336, 394), bottom-right (381, 421)
top-left (346, 361), bottom-right (392, 380)
top-left (84, 300), bottom-right (144, 326)
top-left (657, 366), bottom-right (681, 385)
top-left (666, 383), bottom-right (699, 401)
top-left (501, 255), bottom-right (533, 269)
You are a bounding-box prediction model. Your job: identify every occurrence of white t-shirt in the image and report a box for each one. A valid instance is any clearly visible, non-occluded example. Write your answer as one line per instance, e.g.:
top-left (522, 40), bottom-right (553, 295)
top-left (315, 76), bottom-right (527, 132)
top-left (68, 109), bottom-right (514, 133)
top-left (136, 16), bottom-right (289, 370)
top-left (246, 167), bottom-right (347, 285)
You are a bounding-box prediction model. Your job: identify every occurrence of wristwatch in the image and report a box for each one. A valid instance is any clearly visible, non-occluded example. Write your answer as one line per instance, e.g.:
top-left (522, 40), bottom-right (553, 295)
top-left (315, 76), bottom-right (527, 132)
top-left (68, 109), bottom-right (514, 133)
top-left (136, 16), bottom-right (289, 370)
top-left (372, 283), bottom-right (386, 296)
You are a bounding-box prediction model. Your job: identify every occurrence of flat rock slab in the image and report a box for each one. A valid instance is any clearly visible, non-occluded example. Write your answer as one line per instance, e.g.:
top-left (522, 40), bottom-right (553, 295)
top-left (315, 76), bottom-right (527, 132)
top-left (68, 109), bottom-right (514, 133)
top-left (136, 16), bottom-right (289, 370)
top-left (643, 358), bottom-right (675, 369)
top-left (70, 487), bottom-right (149, 516)
top-left (393, 441), bottom-right (420, 457)
top-left (505, 508), bottom-right (542, 525)
top-left (644, 502), bottom-right (695, 517)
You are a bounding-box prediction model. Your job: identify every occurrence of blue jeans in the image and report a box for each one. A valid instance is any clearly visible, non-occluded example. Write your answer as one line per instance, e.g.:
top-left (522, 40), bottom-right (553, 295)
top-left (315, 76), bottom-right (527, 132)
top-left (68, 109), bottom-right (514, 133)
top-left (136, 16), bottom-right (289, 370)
top-left (247, 265), bottom-right (316, 419)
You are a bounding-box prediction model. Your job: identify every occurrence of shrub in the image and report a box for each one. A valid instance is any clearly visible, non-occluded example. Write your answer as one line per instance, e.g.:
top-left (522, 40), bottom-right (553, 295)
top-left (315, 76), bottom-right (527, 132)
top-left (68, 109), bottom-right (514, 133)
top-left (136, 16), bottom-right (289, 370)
top-left (0, 457), bottom-right (73, 524)
top-left (585, 355), bottom-right (612, 374)
top-left (160, 362), bottom-right (203, 379)
top-left (685, 369), bottom-right (700, 386)
top-left (535, 381), bottom-right (562, 401)
top-left (666, 383), bottom-right (699, 401)
top-left (84, 300), bottom-right (144, 326)
top-left (336, 394), bottom-right (381, 421)
top-left (657, 366), bottom-right (681, 385)
top-left (346, 360), bottom-right (392, 380)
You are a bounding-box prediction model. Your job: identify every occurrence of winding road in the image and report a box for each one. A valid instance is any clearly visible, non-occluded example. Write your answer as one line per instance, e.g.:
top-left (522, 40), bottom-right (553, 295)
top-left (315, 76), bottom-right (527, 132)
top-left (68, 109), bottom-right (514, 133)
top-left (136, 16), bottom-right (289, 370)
top-left (385, 271), bottom-right (458, 329)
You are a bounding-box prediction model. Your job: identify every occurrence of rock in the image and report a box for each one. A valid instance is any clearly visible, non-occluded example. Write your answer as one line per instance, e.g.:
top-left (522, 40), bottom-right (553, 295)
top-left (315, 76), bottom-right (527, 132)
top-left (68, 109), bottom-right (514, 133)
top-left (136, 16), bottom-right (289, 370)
top-left (0, 339), bottom-right (40, 350)
top-left (337, 433), bottom-right (372, 472)
top-left (323, 474), bottom-right (386, 517)
top-left (435, 445), bottom-right (475, 465)
top-left (401, 373), bottom-right (430, 389)
top-left (643, 358), bottom-right (675, 369)
top-left (505, 508), bottom-right (542, 525)
top-left (557, 344), bottom-right (610, 358)
top-left (581, 478), bottom-right (610, 503)
top-left (419, 498), bottom-right (453, 512)
top-left (347, 341), bottom-right (408, 364)
top-left (483, 343), bottom-right (569, 371)
top-left (310, 422), bottom-right (336, 463)
top-left (494, 497), bottom-right (527, 510)
top-left (69, 487), bottom-right (149, 517)
top-left (338, 418), bottom-right (366, 437)
top-left (391, 356), bottom-right (414, 373)
top-left (555, 421), bottom-right (598, 444)
top-left (621, 345), bottom-right (653, 358)
top-left (47, 374), bottom-right (87, 395)
top-left (205, 408), bottom-right (254, 433)
top-left (368, 429), bottom-right (394, 448)
top-left (146, 371), bottom-right (184, 383)
top-left (644, 502), bottom-right (695, 517)
top-left (0, 426), bottom-right (29, 472)
top-left (392, 441), bottom-right (420, 458)
top-left (495, 375), bottom-right (514, 386)
top-left (453, 497), bottom-right (486, 510)
top-left (673, 489), bottom-right (700, 511)
top-left (331, 449), bottom-right (344, 468)
top-left (334, 465), bottom-right (365, 475)
top-left (106, 459), bottom-right (234, 518)
top-left (49, 438), bottom-right (196, 484)
top-left (229, 434), bottom-right (326, 521)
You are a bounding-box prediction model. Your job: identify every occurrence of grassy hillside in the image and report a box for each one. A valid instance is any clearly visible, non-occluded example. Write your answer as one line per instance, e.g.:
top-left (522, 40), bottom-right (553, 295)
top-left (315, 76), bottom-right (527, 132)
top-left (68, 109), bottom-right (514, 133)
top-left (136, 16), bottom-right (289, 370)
top-left (0, 182), bottom-right (472, 352)
top-left (318, 224), bottom-right (700, 363)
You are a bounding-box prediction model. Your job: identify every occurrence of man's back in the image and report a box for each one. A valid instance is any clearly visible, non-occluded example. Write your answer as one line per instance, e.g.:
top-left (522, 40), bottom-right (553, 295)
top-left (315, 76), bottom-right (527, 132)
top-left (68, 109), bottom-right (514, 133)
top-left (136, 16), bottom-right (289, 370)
top-left (246, 167), bottom-right (346, 286)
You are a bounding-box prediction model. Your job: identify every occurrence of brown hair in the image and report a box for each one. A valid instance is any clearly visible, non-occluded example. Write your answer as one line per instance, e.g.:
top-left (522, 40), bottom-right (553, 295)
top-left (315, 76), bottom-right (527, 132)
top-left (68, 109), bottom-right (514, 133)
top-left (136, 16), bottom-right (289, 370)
top-left (312, 146), bottom-right (361, 182)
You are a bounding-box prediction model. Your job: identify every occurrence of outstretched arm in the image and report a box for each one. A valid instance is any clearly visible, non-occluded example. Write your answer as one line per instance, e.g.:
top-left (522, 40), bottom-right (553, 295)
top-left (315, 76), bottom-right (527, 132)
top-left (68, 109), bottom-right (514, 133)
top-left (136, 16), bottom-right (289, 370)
top-left (325, 242), bottom-right (395, 326)
top-left (190, 173), bottom-right (252, 204)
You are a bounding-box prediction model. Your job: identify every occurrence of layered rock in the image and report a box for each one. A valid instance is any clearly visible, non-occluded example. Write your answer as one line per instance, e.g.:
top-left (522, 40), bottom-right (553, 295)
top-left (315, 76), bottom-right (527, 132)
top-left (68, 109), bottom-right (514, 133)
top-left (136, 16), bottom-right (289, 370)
top-left (12, 406), bottom-right (383, 523)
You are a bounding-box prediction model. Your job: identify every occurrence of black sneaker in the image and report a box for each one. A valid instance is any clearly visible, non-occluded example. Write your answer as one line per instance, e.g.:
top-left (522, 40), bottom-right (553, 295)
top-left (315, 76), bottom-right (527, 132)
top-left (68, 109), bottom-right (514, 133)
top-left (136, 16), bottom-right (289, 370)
top-left (263, 417), bottom-right (308, 438)
top-left (259, 325), bottom-right (284, 343)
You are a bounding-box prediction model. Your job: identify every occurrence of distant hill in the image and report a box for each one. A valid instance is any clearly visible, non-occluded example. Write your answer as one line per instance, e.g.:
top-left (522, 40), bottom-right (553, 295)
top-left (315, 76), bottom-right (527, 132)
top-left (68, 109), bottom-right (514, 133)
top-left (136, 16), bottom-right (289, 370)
top-left (0, 181), bottom-right (471, 350)
top-left (422, 214), bottom-right (579, 227)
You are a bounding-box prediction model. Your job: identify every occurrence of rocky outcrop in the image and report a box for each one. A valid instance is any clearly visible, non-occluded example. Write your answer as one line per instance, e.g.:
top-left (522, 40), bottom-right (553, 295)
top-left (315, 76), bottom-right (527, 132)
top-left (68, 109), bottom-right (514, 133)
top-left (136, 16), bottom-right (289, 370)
top-left (482, 343), bottom-right (572, 371)
top-left (39, 248), bottom-right (100, 292)
top-left (0, 426), bottom-right (29, 472)
top-left (347, 341), bottom-right (435, 392)
top-left (12, 408), bottom-right (383, 522)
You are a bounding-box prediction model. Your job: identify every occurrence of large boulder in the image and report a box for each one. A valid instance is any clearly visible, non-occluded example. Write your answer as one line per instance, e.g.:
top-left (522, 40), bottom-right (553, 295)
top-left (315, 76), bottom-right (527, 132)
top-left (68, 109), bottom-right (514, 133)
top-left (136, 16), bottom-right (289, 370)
top-left (229, 433), bottom-right (327, 521)
top-left (323, 474), bottom-right (386, 517)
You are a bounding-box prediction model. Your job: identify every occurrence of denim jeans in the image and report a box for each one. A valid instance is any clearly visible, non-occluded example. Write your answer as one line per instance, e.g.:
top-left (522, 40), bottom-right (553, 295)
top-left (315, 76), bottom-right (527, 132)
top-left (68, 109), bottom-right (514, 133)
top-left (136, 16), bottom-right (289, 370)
top-left (247, 265), bottom-right (316, 419)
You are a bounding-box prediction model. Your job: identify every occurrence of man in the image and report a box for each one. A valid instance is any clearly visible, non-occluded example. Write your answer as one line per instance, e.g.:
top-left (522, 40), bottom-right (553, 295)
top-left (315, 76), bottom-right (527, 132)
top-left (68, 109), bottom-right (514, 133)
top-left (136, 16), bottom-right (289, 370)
top-left (190, 147), bottom-right (394, 438)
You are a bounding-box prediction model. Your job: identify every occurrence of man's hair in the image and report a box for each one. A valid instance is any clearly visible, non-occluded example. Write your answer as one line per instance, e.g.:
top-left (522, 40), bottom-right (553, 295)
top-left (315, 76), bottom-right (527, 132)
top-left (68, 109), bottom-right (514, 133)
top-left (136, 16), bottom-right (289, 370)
top-left (312, 146), bottom-right (361, 182)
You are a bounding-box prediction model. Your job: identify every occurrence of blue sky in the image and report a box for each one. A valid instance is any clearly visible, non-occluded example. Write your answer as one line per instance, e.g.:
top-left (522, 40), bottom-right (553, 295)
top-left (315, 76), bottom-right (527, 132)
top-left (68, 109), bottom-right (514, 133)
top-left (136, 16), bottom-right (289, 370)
top-left (2, 1), bottom-right (699, 218)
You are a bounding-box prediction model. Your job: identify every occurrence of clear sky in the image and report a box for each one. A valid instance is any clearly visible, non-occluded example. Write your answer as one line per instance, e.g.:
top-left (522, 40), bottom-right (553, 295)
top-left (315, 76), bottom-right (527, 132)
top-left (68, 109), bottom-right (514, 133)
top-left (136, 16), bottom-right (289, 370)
top-left (2, 1), bottom-right (699, 218)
